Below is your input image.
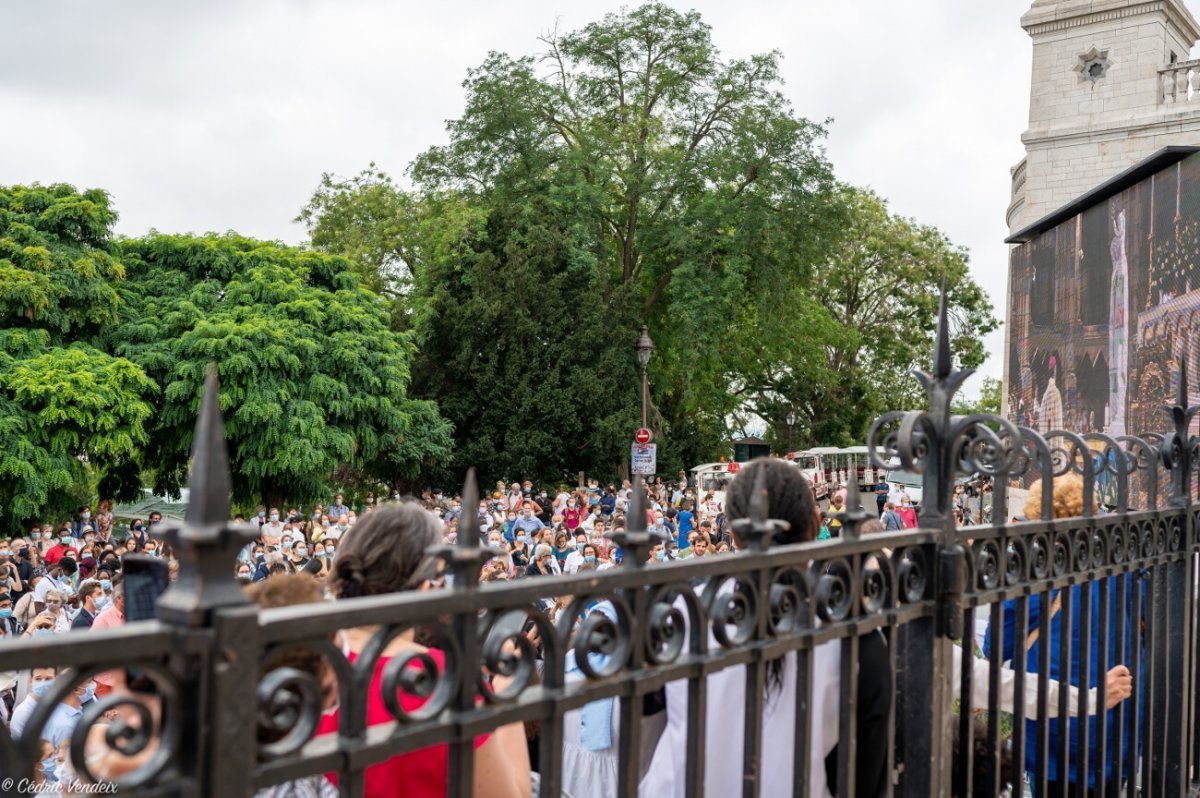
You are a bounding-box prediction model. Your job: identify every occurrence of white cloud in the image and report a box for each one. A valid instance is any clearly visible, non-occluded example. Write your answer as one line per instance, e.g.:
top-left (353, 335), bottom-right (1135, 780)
top-left (1, 0), bottom-right (1035, 387)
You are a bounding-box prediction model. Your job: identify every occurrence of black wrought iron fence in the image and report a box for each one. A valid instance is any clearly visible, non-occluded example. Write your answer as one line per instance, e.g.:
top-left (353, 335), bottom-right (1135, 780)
top-left (1, 292), bottom-right (1199, 798)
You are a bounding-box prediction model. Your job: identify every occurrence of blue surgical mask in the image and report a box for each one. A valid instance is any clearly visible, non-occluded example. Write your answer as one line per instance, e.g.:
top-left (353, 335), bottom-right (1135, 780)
top-left (584, 555), bottom-right (596, 564)
top-left (518, 535), bottom-right (530, 545)
top-left (0, 608), bottom-right (11, 619)
top-left (100, 579), bottom-right (112, 591)
top-left (34, 628), bottom-right (54, 638)
top-left (94, 595), bottom-right (110, 611)
top-left (31, 680), bottom-right (53, 698)
top-left (80, 682), bottom-right (96, 703)
top-left (655, 550), bottom-right (666, 562)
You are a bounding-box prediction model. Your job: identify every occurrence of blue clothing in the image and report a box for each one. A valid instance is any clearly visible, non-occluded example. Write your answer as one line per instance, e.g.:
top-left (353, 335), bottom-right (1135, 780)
top-left (676, 510), bottom-right (694, 546)
top-left (599, 494), bottom-right (616, 516)
top-left (985, 575), bottom-right (1144, 788)
top-left (41, 702), bottom-right (83, 780)
top-left (512, 516), bottom-right (544, 543)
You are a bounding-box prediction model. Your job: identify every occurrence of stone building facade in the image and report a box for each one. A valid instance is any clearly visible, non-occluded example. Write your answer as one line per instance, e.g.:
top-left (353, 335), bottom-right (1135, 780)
top-left (1008, 0), bottom-right (1200, 234)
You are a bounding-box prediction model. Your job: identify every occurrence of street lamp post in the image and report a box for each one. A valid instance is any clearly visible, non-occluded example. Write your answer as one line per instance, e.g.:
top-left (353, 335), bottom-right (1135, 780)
top-left (635, 325), bottom-right (655, 429)
top-left (786, 408), bottom-right (797, 453)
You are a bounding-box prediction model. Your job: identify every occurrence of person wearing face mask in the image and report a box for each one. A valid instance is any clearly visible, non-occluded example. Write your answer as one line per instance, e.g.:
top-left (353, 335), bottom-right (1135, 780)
top-left (325, 517), bottom-right (349, 541)
top-left (511, 506), bottom-right (544, 544)
top-left (95, 573), bottom-right (114, 602)
top-left (9, 666), bottom-right (58, 739)
top-left (71, 581), bottom-right (105, 630)
top-left (70, 504), bottom-right (93, 540)
top-left (41, 532), bottom-right (77, 567)
top-left (562, 533), bottom-right (589, 574)
top-left (34, 558), bottom-right (75, 615)
top-left (127, 519), bottom-right (148, 552)
top-left (249, 546), bottom-right (269, 582)
top-left (310, 515), bottom-right (334, 543)
top-left (0, 591), bottom-right (23, 637)
top-left (562, 497), bottom-right (585, 532)
top-left (261, 508), bottom-right (285, 541)
top-left (144, 542), bottom-right (161, 558)
top-left (38, 589), bottom-right (71, 634)
top-left (288, 539), bottom-right (312, 571)
top-left (37, 676), bottom-right (97, 780)
top-left (895, 497), bottom-right (918, 529)
top-left (8, 539), bottom-right (34, 603)
top-left (524, 544), bottom-right (556, 578)
top-left (309, 540), bottom-right (336, 578)
top-left (509, 530), bottom-right (531, 573)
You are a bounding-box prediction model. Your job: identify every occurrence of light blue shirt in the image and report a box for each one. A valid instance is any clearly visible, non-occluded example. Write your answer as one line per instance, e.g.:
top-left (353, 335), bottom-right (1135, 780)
top-left (40, 701), bottom-right (82, 781)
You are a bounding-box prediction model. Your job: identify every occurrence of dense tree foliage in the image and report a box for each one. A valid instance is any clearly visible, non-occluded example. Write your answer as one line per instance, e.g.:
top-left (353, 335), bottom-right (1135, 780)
top-left (0, 184), bottom-right (155, 526)
top-left (300, 3), bottom-right (996, 482)
top-left (107, 234), bottom-right (452, 508)
top-left (749, 187), bottom-right (999, 451)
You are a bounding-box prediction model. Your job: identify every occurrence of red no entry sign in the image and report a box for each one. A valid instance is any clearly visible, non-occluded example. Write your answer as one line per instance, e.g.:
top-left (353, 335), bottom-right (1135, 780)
top-left (635, 427), bottom-right (653, 445)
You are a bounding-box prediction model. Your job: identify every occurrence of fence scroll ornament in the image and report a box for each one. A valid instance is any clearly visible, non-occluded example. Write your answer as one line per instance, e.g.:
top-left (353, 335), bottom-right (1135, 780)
top-left (2, 286), bottom-right (1200, 798)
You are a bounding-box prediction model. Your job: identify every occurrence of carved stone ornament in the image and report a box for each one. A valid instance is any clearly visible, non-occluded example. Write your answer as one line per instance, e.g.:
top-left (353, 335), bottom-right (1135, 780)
top-left (1075, 46), bottom-right (1111, 83)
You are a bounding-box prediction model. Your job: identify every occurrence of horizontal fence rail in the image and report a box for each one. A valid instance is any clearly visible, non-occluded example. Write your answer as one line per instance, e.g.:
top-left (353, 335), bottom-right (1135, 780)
top-left (2, 292), bottom-right (1200, 798)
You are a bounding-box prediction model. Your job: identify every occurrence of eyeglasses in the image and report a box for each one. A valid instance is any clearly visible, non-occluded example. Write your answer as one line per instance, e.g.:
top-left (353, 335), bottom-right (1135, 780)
top-left (45, 600), bottom-right (63, 606)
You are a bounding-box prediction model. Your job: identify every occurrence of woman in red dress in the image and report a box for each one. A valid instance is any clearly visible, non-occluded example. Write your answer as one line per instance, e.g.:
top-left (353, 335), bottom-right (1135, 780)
top-left (320, 503), bottom-right (531, 798)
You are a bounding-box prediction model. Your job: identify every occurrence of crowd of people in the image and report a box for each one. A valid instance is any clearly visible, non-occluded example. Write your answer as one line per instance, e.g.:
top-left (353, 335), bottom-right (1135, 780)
top-left (0, 464), bottom-right (1138, 797)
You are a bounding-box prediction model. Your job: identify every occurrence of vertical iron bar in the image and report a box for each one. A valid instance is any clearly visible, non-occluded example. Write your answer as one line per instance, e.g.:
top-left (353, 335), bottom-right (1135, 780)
top-left (791, 643), bottom-right (814, 798)
top-left (1078, 580), bottom-right (1093, 797)
top-left (686, 652), bottom-right (710, 798)
top-left (1145, 564), bottom-right (1163, 798)
top-left (956, 606), bottom-right (975, 798)
top-left (617, 582), bottom-right (647, 798)
top-left (837, 633), bottom-right (860, 798)
top-left (1035, 589), bottom-right (1053, 798)
top-left (1128, 566), bottom-right (1144, 798)
top-left (1112, 568), bottom-right (1128, 797)
top-left (1094, 575), bottom-right (1110, 798)
top-left (1056, 586), bottom-right (1074, 798)
top-left (986, 600), bottom-right (1004, 798)
top-left (884, 624), bottom-right (898, 798)
top-left (741, 656), bottom-right (765, 798)
top-left (1164, 543), bottom-right (1188, 796)
top-left (1012, 594), bottom-right (1030, 798)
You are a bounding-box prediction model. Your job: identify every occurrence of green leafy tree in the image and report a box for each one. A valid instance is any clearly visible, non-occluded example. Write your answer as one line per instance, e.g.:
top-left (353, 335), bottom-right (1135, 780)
top-left (750, 187), bottom-right (998, 450)
top-left (300, 4), bottom-right (997, 480)
top-left (108, 233), bottom-right (451, 508)
top-left (0, 184), bottom-right (155, 526)
top-left (301, 4), bottom-right (842, 478)
top-left (953, 377), bottom-right (1003, 418)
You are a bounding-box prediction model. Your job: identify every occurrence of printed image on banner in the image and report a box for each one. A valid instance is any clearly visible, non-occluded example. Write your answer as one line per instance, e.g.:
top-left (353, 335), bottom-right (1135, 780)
top-left (631, 443), bottom-right (657, 475)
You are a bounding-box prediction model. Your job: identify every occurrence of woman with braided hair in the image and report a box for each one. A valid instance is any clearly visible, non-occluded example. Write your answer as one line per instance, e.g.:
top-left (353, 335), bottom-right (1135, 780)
top-left (317, 503), bottom-right (531, 798)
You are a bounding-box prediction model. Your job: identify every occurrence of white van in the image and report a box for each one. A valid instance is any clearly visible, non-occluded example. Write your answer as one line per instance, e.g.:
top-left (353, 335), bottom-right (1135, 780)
top-left (883, 463), bottom-right (924, 507)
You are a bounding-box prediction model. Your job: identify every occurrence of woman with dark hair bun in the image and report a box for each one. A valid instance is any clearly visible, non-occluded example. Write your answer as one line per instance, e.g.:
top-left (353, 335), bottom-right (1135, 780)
top-left (317, 503), bottom-right (531, 798)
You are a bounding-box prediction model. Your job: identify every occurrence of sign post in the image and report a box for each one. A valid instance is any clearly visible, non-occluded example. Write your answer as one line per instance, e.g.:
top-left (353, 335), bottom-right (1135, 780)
top-left (631, 443), bottom-right (657, 476)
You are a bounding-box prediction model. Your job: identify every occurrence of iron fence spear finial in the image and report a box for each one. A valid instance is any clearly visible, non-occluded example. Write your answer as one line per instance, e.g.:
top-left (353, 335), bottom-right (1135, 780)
top-left (156, 362), bottom-right (256, 625)
top-left (730, 464), bottom-right (789, 551)
top-left (430, 468), bottom-right (500, 587)
top-left (186, 362), bottom-right (231, 527)
top-left (933, 280), bottom-right (953, 381)
top-left (836, 474), bottom-right (871, 540)
top-left (606, 477), bottom-right (666, 567)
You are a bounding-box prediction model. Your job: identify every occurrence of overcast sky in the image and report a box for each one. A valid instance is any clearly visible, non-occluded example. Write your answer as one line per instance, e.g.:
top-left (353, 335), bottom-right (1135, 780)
top-left (0, 0), bottom-right (1038, 389)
